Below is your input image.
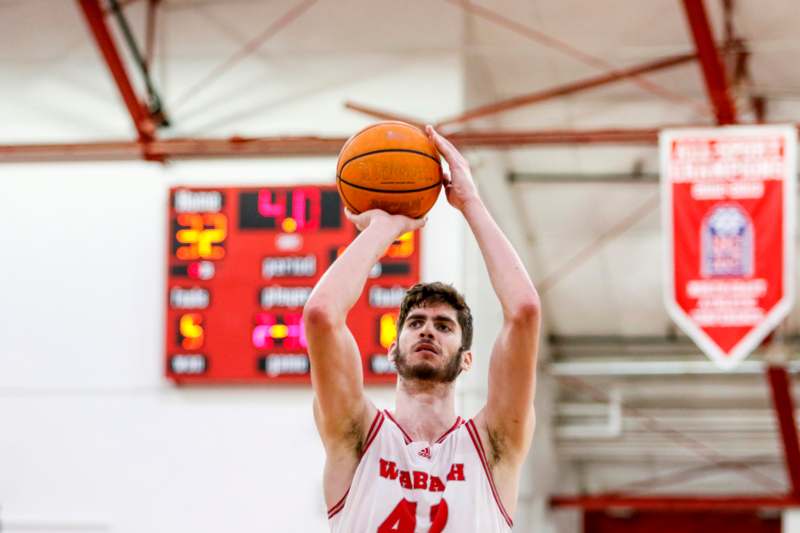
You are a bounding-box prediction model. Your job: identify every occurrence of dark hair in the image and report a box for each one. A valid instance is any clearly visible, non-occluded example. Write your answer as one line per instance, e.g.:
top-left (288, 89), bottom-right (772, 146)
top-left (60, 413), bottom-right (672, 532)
top-left (396, 282), bottom-right (473, 350)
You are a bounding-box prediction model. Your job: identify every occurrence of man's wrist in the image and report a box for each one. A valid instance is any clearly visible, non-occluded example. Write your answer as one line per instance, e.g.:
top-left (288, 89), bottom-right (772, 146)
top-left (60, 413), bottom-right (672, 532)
top-left (365, 212), bottom-right (406, 236)
top-left (459, 195), bottom-right (484, 214)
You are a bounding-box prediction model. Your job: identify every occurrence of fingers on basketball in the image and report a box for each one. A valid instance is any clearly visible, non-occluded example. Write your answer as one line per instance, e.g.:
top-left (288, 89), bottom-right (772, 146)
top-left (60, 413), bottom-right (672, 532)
top-left (426, 125), bottom-right (464, 170)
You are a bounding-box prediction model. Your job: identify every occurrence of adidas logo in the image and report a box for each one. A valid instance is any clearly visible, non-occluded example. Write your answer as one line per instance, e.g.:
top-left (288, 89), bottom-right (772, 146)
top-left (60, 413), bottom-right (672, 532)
top-left (418, 446), bottom-right (431, 459)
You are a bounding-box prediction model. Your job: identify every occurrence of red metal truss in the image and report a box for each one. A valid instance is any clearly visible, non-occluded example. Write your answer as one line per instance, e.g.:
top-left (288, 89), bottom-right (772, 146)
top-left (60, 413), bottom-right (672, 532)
top-left (680, 0), bottom-right (737, 124)
top-left (3, 124), bottom-right (800, 162)
top-left (447, 0), bottom-right (709, 115)
top-left (77, 0), bottom-right (155, 142)
top-left (435, 53), bottom-right (697, 129)
top-left (551, 495), bottom-right (798, 511)
top-left (344, 102), bottom-right (425, 129)
top-left (0, 136), bottom-right (344, 162)
top-left (767, 365), bottom-right (800, 496)
top-left (450, 128), bottom-right (661, 146)
top-left (0, 128), bottom-right (659, 162)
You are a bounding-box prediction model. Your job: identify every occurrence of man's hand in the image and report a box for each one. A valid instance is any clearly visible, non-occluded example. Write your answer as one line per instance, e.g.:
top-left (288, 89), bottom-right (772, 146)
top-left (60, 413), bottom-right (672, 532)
top-left (425, 125), bottom-right (480, 212)
top-left (344, 208), bottom-right (427, 234)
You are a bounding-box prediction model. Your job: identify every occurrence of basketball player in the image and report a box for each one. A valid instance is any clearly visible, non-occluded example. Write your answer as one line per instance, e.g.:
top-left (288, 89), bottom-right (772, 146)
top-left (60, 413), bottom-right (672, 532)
top-left (304, 125), bottom-right (540, 532)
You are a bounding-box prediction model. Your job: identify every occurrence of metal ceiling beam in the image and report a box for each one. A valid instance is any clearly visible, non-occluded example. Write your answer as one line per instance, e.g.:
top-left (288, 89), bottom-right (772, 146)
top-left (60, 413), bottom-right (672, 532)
top-left (107, 0), bottom-right (169, 127)
top-left (551, 494), bottom-right (797, 511)
top-left (680, 0), bottom-right (737, 124)
top-left (2, 123), bottom-right (799, 162)
top-left (447, 0), bottom-right (708, 115)
top-left (550, 334), bottom-right (800, 351)
top-left (343, 102), bottom-right (425, 128)
top-left (435, 53), bottom-right (697, 129)
top-left (511, 171), bottom-right (800, 184)
top-left (551, 359), bottom-right (800, 377)
top-left (77, 0), bottom-right (156, 142)
top-left (0, 137), bottom-right (346, 162)
top-left (0, 129), bottom-right (659, 162)
top-left (510, 172), bottom-right (659, 183)
top-left (558, 447), bottom-right (783, 462)
top-left (346, 53), bottom-right (697, 131)
top-left (767, 366), bottom-right (800, 496)
top-left (451, 128), bottom-right (661, 145)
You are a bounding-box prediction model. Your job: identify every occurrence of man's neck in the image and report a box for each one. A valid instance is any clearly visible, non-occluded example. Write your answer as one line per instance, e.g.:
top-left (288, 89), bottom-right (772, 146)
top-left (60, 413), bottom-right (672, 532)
top-left (393, 378), bottom-right (458, 443)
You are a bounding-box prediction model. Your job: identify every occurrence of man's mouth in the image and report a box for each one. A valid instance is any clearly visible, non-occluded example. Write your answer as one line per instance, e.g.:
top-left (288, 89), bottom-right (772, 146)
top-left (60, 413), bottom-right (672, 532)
top-left (414, 342), bottom-right (439, 355)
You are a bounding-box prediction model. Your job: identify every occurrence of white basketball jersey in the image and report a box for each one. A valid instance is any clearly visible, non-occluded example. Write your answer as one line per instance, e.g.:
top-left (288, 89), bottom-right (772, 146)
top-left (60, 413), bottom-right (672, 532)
top-left (328, 410), bottom-right (513, 532)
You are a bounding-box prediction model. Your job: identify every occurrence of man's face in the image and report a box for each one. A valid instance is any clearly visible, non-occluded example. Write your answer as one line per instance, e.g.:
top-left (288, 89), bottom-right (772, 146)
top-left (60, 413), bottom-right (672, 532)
top-left (390, 303), bottom-right (471, 383)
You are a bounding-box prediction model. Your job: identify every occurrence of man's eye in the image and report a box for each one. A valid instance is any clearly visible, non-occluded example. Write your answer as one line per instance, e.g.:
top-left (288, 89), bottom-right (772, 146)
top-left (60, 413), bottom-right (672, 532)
top-left (437, 324), bottom-right (452, 332)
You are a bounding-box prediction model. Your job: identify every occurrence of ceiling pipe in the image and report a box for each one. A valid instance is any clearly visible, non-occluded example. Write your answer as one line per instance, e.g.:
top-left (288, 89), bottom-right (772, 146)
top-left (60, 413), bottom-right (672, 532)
top-left (550, 359), bottom-right (800, 376)
top-left (551, 494), bottom-right (797, 511)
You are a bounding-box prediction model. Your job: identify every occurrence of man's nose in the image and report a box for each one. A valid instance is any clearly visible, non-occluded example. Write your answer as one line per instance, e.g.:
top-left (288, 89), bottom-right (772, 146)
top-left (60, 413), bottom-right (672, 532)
top-left (418, 321), bottom-right (435, 338)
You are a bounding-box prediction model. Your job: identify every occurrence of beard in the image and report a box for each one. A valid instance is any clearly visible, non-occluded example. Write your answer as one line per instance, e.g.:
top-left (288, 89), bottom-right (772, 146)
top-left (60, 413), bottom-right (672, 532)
top-left (392, 345), bottom-right (464, 383)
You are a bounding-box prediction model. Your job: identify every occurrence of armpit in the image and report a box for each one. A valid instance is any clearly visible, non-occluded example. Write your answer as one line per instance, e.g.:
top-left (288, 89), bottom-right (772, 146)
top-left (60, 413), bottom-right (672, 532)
top-left (487, 425), bottom-right (506, 466)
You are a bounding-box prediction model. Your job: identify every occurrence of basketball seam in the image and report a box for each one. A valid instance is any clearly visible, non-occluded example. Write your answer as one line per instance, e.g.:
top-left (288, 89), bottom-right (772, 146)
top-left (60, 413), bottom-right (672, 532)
top-left (337, 123), bottom-right (424, 172)
top-left (339, 148), bottom-right (440, 174)
top-left (337, 177), bottom-right (441, 194)
top-left (337, 181), bottom-right (360, 213)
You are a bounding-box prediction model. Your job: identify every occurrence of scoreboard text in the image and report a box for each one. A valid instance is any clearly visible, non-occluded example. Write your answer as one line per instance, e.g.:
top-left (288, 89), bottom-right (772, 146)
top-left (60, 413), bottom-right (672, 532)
top-left (165, 186), bottom-right (420, 384)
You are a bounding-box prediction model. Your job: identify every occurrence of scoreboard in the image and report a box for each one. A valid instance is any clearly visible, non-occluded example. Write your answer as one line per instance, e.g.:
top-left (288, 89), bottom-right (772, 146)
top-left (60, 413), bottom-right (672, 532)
top-left (165, 185), bottom-right (420, 384)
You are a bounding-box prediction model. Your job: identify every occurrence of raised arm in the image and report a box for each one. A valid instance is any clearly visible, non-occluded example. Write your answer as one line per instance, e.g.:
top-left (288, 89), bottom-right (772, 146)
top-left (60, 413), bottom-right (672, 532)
top-left (427, 126), bottom-right (541, 464)
top-left (304, 209), bottom-right (425, 451)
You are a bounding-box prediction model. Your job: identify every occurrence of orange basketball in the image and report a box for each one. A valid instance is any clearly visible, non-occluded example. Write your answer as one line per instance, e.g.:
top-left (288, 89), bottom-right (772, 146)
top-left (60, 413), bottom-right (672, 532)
top-left (336, 121), bottom-right (442, 218)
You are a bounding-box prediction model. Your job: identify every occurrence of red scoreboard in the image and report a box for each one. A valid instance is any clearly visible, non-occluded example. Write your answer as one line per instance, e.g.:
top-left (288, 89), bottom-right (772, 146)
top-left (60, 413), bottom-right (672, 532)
top-left (165, 185), bottom-right (420, 384)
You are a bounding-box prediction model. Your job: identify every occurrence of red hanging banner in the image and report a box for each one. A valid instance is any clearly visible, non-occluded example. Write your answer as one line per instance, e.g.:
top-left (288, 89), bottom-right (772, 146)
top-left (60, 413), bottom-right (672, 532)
top-left (661, 126), bottom-right (797, 368)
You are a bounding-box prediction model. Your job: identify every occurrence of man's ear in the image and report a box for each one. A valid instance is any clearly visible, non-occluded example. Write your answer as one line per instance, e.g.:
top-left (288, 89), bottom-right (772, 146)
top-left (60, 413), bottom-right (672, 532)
top-left (387, 342), bottom-right (397, 363)
top-left (460, 350), bottom-right (473, 372)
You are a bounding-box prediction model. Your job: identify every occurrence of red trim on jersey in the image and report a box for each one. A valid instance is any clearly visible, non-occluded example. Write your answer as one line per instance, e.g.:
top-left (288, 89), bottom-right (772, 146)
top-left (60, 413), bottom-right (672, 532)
top-left (327, 410), bottom-right (384, 521)
top-left (362, 411), bottom-right (385, 455)
top-left (466, 419), bottom-right (514, 528)
top-left (434, 416), bottom-right (463, 444)
top-left (327, 488), bottom-right (348, 519)
top-left (363, 409), bottom-right (383, 447)
top-left (384, 411), bottom-right (464, 445)
top-left (383, 410), bottom-right (413, 444)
